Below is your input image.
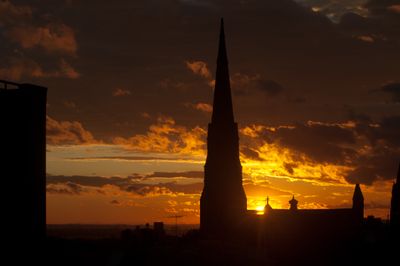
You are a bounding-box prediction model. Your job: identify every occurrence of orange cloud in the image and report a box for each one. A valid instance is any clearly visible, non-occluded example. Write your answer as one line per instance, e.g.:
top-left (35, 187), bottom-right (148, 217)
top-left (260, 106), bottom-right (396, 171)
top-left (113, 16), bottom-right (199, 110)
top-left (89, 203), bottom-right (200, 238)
top-left (0, 58), bottom-right (79, 80)
top-left (357, 35), bottom-right (374, 43)
top-left (185, 60), bottom-right (211, 79)
top-left (0, 0), bottom-right (32, 26)
top-left (46, 182), bottom-right (85, 195)
top-left (194, 103), bottom-right (212, 113)
top-left (0, 57), bottom-right (44, 80)
top-left (239, 123), bottom-right (354, 186)
top-left (185, 60), bottom-right (215, 88)
top-left (112, 88), bottom-right (131, 97)
top-left (388, 4), bottom-right (400, 14)
top-left (63, 101), bottom-right (77, 110)
top-left (184, 102), bottom-right (213, 113)
top-left (113, 116), bottom-right (206, 156)
top-left (7, 23), bottom-right (77, 55)
top-left (46, 116), bottom-right (98, 145)
top-left (59, 59), bottom-right (80, 79)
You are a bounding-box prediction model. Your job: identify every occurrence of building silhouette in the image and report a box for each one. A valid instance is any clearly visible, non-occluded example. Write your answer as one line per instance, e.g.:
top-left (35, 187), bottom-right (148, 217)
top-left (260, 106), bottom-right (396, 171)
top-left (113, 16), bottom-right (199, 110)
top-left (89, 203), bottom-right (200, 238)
top-left (200, 19), bottom-right (247, 236)
top-left (391, 163), bottom-right (400, 227)
top-left (201, 20), bottom-right (366, 242)
top-left (0, 80), bottom-right (47, 242)
top-left (254, 184), bottom-right (364, 248)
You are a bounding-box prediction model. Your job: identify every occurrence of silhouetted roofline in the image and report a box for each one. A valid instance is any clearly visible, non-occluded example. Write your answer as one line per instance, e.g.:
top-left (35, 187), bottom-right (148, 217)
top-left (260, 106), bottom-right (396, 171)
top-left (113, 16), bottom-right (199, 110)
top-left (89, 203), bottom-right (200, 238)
top-left (0, 80), bottom-right (20, 89)
top-left (268, 208), bottom-right (355, 214)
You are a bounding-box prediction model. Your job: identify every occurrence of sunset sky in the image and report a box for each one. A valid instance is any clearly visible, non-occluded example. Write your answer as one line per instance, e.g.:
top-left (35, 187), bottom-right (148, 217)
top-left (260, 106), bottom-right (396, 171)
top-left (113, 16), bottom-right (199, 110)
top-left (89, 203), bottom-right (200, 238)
top-left (1, 0), bottom-right (400, 224)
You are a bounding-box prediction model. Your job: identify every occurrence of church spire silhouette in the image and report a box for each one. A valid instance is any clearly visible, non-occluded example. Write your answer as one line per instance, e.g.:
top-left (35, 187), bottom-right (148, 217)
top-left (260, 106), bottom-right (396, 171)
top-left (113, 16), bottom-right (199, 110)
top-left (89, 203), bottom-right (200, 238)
top-left (217, 18), bottom-right (228, 64)
top-left (200, 19), bottom-right (247, 236)
top-left (211, 18), bottom-right (234, 125)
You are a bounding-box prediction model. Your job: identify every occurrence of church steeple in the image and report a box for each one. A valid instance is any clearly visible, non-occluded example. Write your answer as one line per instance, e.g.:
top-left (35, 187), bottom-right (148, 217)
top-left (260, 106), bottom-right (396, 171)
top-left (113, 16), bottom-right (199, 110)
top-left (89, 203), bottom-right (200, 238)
top-left (217, 18), bottom-right (228, 65)
top-left (200, 19), bottom-right (247, 236)
top-left (264, 196), bottom-right (273, 214)
top-left (211, 18), bottom-right (235, 125)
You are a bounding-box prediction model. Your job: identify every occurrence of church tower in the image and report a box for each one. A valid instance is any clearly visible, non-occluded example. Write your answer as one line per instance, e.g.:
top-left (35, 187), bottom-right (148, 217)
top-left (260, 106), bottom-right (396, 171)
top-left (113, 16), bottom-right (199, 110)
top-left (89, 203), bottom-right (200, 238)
top-left (200, 19), bottom-right (247, 236)
top-left (390, 163), bottom-right (400, 227)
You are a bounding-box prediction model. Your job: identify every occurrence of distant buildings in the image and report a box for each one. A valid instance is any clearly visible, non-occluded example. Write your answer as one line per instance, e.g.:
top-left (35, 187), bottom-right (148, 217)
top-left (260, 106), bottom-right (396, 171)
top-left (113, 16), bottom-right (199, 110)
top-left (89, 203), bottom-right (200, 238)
top-left (390, 163), bottom-right (400, 227)
top-left (0, 80), bottom-right (47, 241)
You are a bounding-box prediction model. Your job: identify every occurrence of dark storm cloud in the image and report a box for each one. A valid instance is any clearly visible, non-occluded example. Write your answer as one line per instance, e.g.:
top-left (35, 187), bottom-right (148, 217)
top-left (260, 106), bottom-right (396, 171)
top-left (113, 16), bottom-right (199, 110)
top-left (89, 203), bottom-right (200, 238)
top-left (231, 74), bottom-right (285, 98)
top-left (370, 115), bottom-right (400, 146)
top-left (380, 82), bottom-right (400, 103)
top-left (274, 123), bottom-right (357, 164)
top-left (339, 0), bottom-right (400, 43)
top-left (284, 162), bottom-right (296, 175)
top-left (365, 0), bottom-right (400, 16)
top-left (241, 147), bottom-right (263, 161)
top-left (337, 114), bottom-right (400, 184)
top-left (258, 80), bottom-right (284, 96)
top-left (4, 1), bottom-right (400, 186)
top-left (0, 1), bottom-right (79, 81)
top-left (355, 115), bottom-right (400, 147)
top-left (295, 0), bottom-right (368, 19)
top-left (346, 149), bottom-right (399, 185)
top-left (2, 0), bottom-right (396, 137)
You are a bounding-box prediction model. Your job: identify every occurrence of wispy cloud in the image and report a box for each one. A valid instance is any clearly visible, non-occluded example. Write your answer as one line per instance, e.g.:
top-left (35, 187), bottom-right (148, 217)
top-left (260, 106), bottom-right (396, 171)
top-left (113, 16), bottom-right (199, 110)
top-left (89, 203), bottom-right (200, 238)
top-left (47, 116), bottom-right (99, 146)
top-left (112, 88), bottom-right (131, 97)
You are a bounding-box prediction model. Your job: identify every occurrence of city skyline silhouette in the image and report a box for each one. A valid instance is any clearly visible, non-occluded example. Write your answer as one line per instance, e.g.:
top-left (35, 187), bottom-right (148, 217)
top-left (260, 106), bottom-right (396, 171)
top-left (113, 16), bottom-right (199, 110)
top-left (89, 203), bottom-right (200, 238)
top-left (1, 0), bottom-right (400, 264)
top-left (1, 0), bottom-right (399, 225)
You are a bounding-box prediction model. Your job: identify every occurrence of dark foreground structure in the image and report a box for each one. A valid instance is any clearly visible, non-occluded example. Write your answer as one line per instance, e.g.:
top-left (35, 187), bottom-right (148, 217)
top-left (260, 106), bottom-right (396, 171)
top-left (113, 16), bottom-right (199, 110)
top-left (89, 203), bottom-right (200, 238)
top-left (391, 164), bottom-right (400, 227)
top-left (200, 19), bottom-right (247, 236)
top-left (0, 80), bottom-right (47, 243)
top-left (3, 21), bottom-right (399, 265)
top-left (200, 19), bottom-right (368, 245)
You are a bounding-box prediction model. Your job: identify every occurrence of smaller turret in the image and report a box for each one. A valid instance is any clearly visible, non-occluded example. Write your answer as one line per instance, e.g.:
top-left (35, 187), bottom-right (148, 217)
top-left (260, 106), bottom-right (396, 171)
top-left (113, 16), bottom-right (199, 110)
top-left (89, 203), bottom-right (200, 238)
top-left (352, 184), bottom-right (364, 222)
top-left (264, 196), bottom-right (273, 214)
top-left (289, 196), bottom-right (298, 211)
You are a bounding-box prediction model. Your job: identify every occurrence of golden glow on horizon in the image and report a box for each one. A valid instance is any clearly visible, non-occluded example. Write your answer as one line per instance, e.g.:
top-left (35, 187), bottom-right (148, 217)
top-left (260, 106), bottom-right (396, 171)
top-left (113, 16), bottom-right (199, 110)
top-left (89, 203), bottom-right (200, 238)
top-left (255, 205), bottom-right (265, 215)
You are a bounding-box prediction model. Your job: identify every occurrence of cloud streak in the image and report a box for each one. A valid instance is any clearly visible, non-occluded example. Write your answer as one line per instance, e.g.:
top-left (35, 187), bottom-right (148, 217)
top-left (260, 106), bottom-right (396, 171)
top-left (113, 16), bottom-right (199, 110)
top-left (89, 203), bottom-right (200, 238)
top-left (7, 23), bottom-right (77, 55)
top-left (46, 116), bottom-right (98, 145)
